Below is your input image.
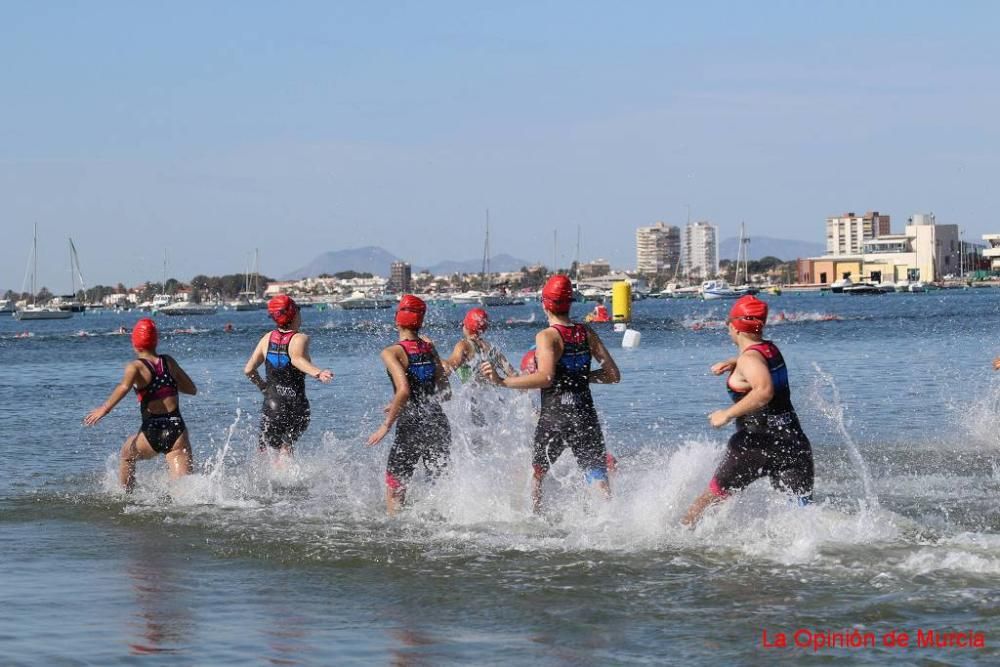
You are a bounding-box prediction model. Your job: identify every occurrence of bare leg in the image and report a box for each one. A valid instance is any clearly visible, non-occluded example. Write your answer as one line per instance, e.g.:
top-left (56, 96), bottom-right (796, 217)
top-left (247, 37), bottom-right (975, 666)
top-left (531, 468), bottom-right (546, 514)
top-left (119, 433), bottom-right (158, 492)
top-left (386, 485), bottom-right (406, 516)
top-left (682, 489), bottom-right (724, 527)
top-left (593, 479), bottom-right (611, 501)
top-left (164, 432), bottom-right (194, 480)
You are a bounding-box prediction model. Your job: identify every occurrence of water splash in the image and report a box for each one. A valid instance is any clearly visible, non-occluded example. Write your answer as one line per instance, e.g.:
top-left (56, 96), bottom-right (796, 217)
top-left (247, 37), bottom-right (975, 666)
top-left (810, 362), bottom-right (879, 511)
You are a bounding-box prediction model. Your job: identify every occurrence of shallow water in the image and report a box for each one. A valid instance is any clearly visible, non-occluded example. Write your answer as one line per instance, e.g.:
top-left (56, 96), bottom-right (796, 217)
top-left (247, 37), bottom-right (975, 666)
top-left (1, 291), bottom-right (998, 663)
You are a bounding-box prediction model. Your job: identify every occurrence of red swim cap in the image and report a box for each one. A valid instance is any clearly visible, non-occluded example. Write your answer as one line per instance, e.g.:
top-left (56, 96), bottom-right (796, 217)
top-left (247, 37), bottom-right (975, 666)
top-left (541, 275), bottom-right (573, 314)
top-left (728, 295), bottom-right (768, 335)
top-left (396, 294), bottom-right (426, 330)
top-left (463, 307), bottom-right (488, 334)
top-left (520, 349), bottom-right (537, 374)
top-left (131, 318), bottom-right (158, 351)
top-left (268, 295), bottom-right (299, 328)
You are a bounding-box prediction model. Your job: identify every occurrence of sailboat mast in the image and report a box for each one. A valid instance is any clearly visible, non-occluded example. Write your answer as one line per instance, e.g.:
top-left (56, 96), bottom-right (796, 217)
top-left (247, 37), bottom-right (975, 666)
top-left (575, 225), bottom-right (581, 282)
top-left (32, 223), bottom-right (37, 304)
top-left (254, 248), bottom-right (260, 295)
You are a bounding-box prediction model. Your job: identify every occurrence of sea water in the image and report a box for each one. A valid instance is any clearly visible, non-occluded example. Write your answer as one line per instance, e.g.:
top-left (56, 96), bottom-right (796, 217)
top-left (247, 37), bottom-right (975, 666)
top-left (1, 291), bottom-right (998, 664)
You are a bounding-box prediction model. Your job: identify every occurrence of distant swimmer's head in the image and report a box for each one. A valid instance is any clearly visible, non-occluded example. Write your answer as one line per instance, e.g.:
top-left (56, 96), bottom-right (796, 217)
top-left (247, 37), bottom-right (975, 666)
top-left (131, 318), bottom-right (158, 353)
top-left (463, 307), bottom-right (488, 337)
top-left (728, 295), bottom-right (768, 338)
top-left (268, 294), bottom-right (299, 328)
top-left (396, 294), bottom-right (426, 331)
top-left (520, 348), bottom-right (537, 374)
top-left (541, 274), bottom-right (573, 315)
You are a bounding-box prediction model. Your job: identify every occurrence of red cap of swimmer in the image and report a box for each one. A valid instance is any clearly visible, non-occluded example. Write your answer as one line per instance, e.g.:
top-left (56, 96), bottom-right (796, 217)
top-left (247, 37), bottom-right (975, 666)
top-left (541, 274), bottom-right (573, 314)
top-left (520, 349), bottom-right (537, 374)
top-left (396, 294), bottom-right (426, 330)
top-left (131, 318), bottom-right (158, 351)
top-left (268, 295), bottom-right (299, 328)
top-left (463, 307), bottom-right (488, 335)
top-left (728, 295), bottom-right (768, 335)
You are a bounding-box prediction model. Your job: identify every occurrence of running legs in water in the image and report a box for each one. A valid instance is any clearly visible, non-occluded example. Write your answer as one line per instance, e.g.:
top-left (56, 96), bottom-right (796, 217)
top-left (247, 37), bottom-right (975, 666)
top-left (118, 432), bottom-right (193, 491)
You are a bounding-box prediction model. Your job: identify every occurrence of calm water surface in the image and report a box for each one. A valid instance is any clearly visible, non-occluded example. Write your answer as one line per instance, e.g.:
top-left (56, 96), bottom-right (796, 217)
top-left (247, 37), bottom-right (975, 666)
top-left (1, 291), bottom-right (998, 664)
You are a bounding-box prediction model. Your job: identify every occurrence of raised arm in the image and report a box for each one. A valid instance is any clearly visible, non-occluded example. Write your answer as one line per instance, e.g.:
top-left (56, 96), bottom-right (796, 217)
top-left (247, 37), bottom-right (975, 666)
top-left (367, 347), bottom-right (410, 446)
top-left (244, 334), bottom-right (269, 391)
top-left (586, 326), bottom-right (620, 384)
top-left (444, 338), bottom-right (471, 374)
top-left (289, 333), bottom-right (333, 383)
top-left (83, 361), bottom-right (142, 425)
top-left (165, 356), bottom-right (198, 395)
top-left (430, 342), bottom-right (452, 399)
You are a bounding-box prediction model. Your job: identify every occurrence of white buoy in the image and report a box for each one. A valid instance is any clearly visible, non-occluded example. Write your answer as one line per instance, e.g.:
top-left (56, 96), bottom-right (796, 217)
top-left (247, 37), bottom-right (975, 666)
top-left (621, 328), bottom-right (641, 349)
top-left (613, 322), bottom-right (627, 333)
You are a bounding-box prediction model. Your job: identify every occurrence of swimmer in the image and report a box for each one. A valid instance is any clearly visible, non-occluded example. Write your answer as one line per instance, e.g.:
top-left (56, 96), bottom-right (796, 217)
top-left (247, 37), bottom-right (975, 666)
top-left (223, 322), bottom-right (234, 333)
top-left (83, 318), bottom-right (197, 491)
top-left (483, 274), bottom-right (621, 513)
top-left (589, 300), bottom-right (610, 323)
top-left (367, 295), bottom-right (451, 516)
top-left (444, 308), bottom-right (516, 427)
top-left (115, 325), bottom-right (128, 335)
top-left (682, 295), bottom-right (815, 526)
top-left (244, 295), bottom-right (332, 457)
top-left (993, 356), bottom-right (1000, 371)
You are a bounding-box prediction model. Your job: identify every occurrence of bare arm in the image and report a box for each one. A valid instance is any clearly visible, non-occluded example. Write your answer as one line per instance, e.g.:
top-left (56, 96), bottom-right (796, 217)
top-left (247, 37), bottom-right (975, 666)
top-left (586, 326), bottom-right (620, 384)
top-left (244, 334), bottom-right (269, 391)
top-left (994, 357), bottom-right (1000, 371)
top-left (487, 329), bottom-right (558, 390)
top-left (444, 339), bottom-right (472, 374)
top-left (709, 350), bottom-right (773, 428)
top-left (165, 356), bottom-right (198, 395)
top-left (84, 362), bottom-right (142, 425)
top-left (289, 333), bottom-right (333, 383)
top-left (429, 341), bottom-right (451, 399)
top-left (711, 358), bottom-right (739, 375)
top-left (367, 347), bottom-right (410, 446)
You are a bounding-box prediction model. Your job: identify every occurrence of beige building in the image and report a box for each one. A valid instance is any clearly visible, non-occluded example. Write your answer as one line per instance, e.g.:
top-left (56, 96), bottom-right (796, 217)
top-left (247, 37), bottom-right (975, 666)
top-left (684, 221), bottom-right (719, 280)
top-left (578, 258), bottom-right (611, 278)
top-left (636, 222), bottom-right (681, 274)
top-left (801, 214), bottom-right (959, 284)
top-left (826, 211), bottom-right (891, 255)
top-left (984, 234), bottom-right (1000, 272)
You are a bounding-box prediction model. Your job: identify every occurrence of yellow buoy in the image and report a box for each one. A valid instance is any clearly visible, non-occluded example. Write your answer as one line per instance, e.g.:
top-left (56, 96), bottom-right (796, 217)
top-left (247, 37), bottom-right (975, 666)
top-left (612, 281), bottom-right (632, 323)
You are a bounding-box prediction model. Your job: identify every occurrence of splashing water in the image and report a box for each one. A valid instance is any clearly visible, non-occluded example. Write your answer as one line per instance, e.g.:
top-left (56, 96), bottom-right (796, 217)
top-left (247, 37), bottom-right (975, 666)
top-left (810, 362), bottom-right (879, 511)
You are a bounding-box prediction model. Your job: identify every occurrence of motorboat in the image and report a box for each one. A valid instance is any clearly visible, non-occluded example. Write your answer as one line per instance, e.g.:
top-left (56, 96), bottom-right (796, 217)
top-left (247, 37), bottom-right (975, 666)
top-left (830, 276), bottom-right (853, 294)
top-left (701, 280), bottom-right (739, 300)
top-left (338, 291), bottom-right (395, 310)
top-left (0, 299), bottom-right (15, 314)
top-left (227, 293), bottom-right (267, 311)
top-left (843, 283), bottom-right (882, 295)
top-left (908, 281), bottom-right (927, 293)
top-left (158, 299), bottom-right (219, 315)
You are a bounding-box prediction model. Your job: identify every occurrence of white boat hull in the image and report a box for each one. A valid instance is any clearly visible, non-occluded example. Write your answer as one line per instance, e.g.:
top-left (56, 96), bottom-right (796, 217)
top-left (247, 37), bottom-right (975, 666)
top-left (14, 307), bottom-right (73, 320)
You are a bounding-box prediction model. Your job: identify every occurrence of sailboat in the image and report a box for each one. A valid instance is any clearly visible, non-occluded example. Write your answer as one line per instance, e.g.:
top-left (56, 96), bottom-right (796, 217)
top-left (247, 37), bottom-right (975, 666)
top-left (14, 224), bottom-right (73, 320)
top-left (732, 222), bottom-right (758, 297)
top-left (228, 248), bottom-right (267, 311)
top-left (51, 238), bottom-right (87, 312)
top-left (452, 210), bottom-right (524, 306)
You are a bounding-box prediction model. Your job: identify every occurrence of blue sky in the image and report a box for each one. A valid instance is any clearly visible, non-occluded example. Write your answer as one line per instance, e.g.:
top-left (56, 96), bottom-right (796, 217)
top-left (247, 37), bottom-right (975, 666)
top-left (2, 1), bottom-right (999, 289)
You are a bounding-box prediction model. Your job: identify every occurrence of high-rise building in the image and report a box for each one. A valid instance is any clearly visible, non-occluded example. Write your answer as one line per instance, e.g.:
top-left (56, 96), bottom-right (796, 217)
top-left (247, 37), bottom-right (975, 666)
top-left (684, 221), bottom-right (719, 280)
top-left (635, 222), bottom-right (681, 274)
top-left (826, 211), bottom-right (891, 255)
top-left (388, 261), bottom-right (411, 293)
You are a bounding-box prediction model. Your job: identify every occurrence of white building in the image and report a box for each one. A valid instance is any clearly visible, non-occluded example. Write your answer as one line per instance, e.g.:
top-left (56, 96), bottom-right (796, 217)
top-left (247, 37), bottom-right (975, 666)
top-left (984, 234), bottom-right (1000, 272)
top-left (684, 221), bottom-right (719, 280)
top-left (635, 222), bottom-right (680, 274)
top-left (826, 211), bottom-right (891, 255)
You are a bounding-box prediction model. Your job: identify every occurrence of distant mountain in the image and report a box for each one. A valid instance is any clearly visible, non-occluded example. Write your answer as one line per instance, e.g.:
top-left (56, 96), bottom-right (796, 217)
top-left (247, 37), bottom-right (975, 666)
top-left (282, 247), bottom-right (533, 279)
top-left (282, 246), bottom-right (401, 279)
top-left (422, 253), bottom-right (531, 276)
top-left (719, 236), bottom-right (824, 261)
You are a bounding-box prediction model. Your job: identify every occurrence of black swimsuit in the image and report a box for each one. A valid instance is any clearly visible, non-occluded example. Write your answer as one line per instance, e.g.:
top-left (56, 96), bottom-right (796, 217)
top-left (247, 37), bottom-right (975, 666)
top-left (136, 356), bottom-right (186, 455)
top-left (260, 330), bottom-right (311, 449)
top-left (386, 339), bottom-right (451, 486)
top-left (532, 323), bottom-right (607, 477)
top-left (711, 341), bottom-right (814, 501)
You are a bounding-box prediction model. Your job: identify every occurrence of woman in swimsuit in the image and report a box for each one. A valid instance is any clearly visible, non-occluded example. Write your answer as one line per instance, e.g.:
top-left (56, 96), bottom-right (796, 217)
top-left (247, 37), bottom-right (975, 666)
top-left (84, 318), bottom-right (197, 491)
